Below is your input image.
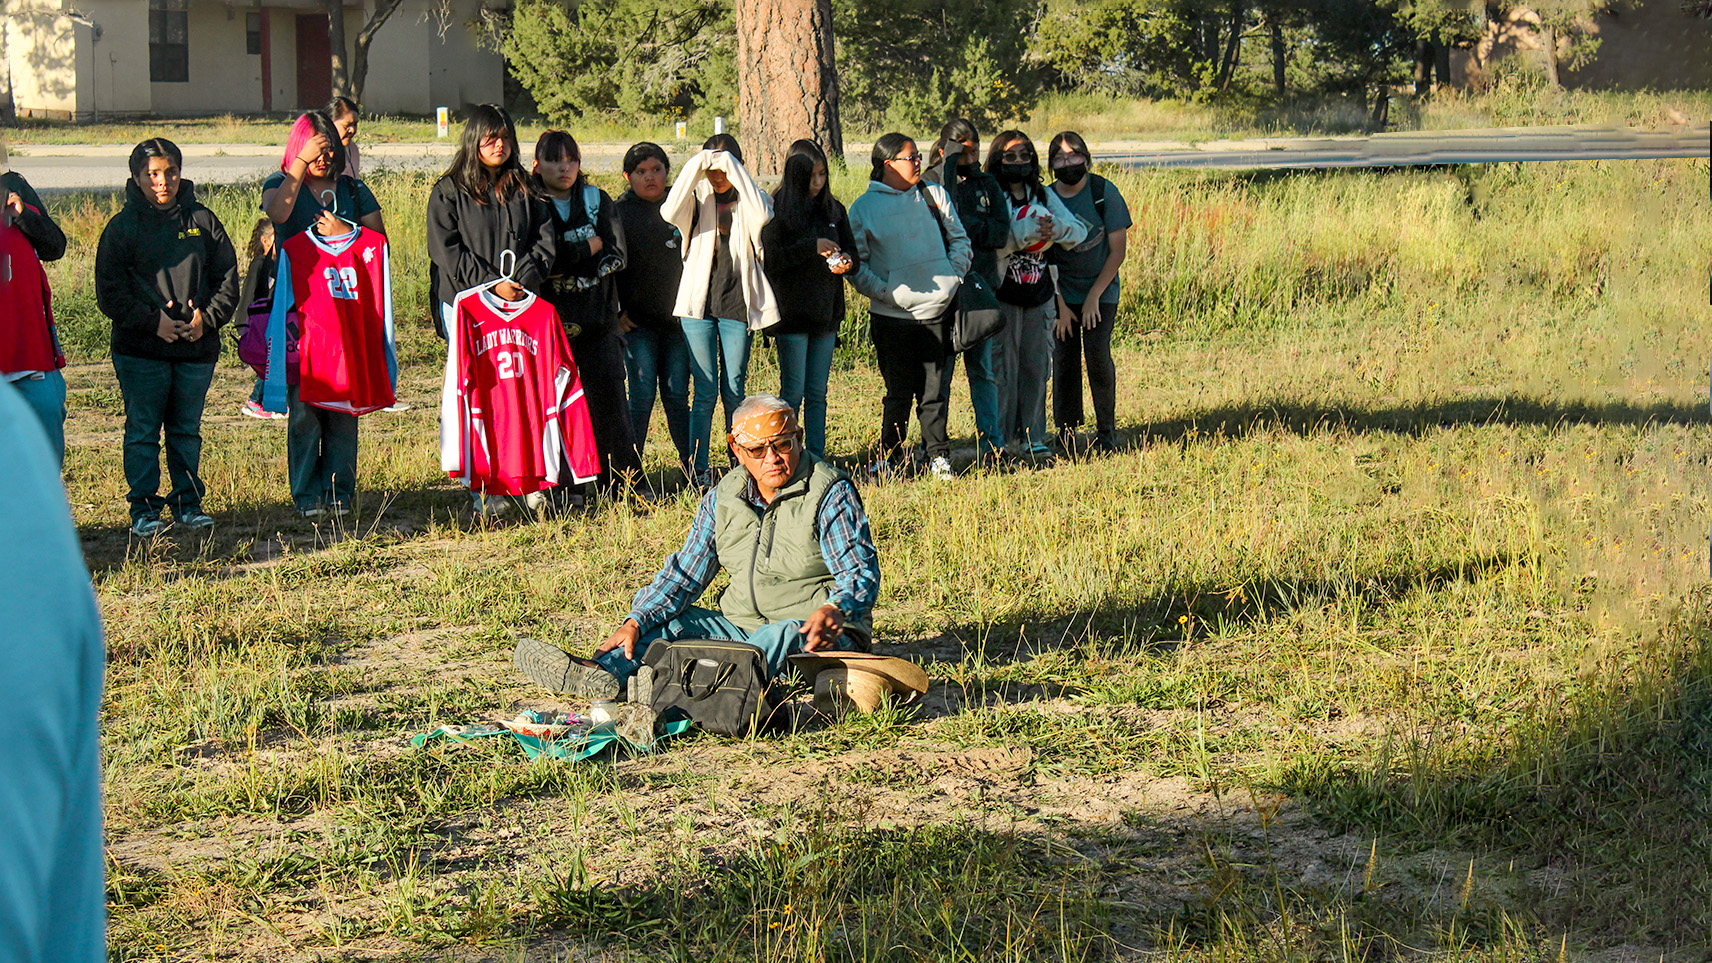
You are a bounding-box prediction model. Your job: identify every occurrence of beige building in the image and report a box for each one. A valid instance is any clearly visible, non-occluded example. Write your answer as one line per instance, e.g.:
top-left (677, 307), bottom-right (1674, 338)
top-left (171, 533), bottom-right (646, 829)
top-left (2, 0), bottom-right (506, 120)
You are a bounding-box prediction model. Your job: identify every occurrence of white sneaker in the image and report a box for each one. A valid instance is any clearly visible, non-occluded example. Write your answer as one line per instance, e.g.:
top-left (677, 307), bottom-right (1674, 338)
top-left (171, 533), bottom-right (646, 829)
top-left (929, 456), bottom-right (955, 481)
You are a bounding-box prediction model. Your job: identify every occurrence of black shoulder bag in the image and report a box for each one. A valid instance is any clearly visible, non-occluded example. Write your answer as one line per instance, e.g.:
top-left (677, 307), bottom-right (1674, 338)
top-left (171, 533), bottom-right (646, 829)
top-left (921, 187), bottom-right (1005, 354)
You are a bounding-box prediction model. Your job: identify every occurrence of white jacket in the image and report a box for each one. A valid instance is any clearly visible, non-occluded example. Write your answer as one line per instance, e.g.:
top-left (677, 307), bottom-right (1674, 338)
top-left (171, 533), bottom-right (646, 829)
top-left (662, 149), bottom-right (779, 331)
top-left (994, 185), bottom-right (1088, 279)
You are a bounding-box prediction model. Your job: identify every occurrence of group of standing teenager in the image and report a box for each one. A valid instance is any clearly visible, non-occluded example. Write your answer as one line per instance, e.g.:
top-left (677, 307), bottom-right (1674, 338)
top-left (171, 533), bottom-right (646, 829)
top-left (3, 104), bottom-right (1132, 538)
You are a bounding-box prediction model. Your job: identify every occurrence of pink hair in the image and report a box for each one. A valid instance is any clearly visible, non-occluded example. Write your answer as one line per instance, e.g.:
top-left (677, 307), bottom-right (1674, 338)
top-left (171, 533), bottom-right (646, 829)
top-left (280, 114), bottom-right (315, 174)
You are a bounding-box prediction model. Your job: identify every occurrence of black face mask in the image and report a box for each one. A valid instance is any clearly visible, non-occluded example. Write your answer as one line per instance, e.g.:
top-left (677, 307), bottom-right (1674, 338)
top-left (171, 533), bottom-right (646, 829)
top-left (1054, 163), bottom-right (1088, 186)
top-left (998, 163), bottom-right (1032, 184)
top-left (957, 162), bottom-right (980, 178)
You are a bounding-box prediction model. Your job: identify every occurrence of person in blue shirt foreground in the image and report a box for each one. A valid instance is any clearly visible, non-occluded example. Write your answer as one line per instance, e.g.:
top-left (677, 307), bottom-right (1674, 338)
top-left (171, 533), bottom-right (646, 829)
top-left (515, 393), bottom-right (879, 703)
top-left (0, 382), bottom-right (106, 963)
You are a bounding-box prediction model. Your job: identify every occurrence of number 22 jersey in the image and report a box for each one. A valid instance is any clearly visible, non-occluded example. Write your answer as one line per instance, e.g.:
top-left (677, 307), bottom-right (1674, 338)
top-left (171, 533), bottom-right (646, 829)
top-left (261, 227), bottom-right (397, 415)
top-left (439, 285), bottom-right (599, 495)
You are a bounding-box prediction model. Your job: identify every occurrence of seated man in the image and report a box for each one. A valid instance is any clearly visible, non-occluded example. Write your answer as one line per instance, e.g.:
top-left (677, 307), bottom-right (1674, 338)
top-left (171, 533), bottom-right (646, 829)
top-left (515, 393), bottom-right (879, 700)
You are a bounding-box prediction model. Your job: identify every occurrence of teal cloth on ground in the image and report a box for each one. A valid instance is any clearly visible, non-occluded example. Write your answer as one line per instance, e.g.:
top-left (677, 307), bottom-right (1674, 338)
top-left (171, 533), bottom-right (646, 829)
top-left (409, 718), bottom-right (693, 761)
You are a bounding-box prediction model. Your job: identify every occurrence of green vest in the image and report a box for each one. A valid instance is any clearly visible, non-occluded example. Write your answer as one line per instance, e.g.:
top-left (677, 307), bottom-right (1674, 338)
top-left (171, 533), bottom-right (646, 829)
top-left (712, 454), bottom-right (871, 643)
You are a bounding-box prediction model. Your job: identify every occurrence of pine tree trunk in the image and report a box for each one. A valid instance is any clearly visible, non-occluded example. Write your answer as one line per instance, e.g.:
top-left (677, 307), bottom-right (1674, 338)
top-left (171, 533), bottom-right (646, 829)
top-left (1540, 22), bottom-right (1560, 87)
top-left (325, 0), bottom-right (350, 100)
top-left (1269, 15), bottom-right (1286, 94)
top-left (733, 0), bottom-right (842, 176)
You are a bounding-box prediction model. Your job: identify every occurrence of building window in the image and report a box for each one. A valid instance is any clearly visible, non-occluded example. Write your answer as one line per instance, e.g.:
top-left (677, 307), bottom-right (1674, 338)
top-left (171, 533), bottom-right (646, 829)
top-left (246, 11), bottom-right (262, 55)
top-left (149, 0), bottom-right (189, 83)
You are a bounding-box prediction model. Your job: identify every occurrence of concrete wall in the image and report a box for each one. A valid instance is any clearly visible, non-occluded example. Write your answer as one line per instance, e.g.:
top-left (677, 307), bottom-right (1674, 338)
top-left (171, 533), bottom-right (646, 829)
top-left (89, 0), bottom-right (152, 116)
top-left (4, 0), bottom-right (84, 118)
top-left (151, 2), bottom-right (266, 113)
top-left (365, 0), bottom-right (503, 114)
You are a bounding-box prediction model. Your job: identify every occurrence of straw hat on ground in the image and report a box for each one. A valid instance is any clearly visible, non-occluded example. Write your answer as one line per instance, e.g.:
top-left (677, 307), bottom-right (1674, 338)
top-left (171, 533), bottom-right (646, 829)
top-left (789, 652), bottom-right (929, 717)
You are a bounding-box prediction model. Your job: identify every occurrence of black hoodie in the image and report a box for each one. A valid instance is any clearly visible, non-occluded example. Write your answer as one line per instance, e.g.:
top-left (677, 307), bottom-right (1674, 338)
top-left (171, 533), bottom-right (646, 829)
top-left (425, 176), bottom-right (555, 339)
top-left (95, 179), bottom-right (240, 364)
top-left (611, 189), bottom-right (683, 332)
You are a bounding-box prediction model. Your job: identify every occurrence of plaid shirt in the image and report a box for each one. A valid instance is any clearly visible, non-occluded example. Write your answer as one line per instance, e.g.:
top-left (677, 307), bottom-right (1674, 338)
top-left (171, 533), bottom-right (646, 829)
top-left (627, 475), bottom-right (880, 632)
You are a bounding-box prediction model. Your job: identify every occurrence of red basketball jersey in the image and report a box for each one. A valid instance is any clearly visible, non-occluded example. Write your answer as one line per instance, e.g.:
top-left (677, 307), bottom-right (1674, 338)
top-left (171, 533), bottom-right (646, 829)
top-left (439, 286), bottom-right (599, 495)
top-left (275, 227), bottom-right (396, 415)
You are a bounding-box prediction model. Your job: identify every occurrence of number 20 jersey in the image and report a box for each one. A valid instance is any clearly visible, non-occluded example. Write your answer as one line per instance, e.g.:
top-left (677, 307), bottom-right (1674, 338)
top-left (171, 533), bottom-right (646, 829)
top-left (439, 286), bottom-right (599, 495)
top-left (262, 227), bottom-right (397, 415)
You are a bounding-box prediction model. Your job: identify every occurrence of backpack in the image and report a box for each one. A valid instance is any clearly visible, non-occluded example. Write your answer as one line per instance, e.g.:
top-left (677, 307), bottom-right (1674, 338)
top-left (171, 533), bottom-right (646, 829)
top-left (235, 296), bottom-right (299, 385)
top-left (643, 639), bottom-right (778, 737)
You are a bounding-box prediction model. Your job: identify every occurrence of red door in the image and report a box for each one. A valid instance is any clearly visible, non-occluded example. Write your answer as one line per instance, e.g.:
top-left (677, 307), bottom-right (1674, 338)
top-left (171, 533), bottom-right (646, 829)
top-left (295, 14), bottom-right (331, 109)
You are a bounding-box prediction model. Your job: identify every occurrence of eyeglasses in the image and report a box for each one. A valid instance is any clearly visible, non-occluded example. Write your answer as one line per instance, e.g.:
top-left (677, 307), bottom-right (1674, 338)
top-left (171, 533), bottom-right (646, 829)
top-left (734, 434), bottom-right (800, 459)
top-left (1001, 151), bottom-right (1033, 162)
top-left (890, 154), bottom-right (923, 167)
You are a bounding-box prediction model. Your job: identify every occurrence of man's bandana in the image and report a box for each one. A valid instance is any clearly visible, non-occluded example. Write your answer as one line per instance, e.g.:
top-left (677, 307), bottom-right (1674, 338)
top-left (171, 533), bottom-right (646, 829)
top-left (730, 406), bottom-right (799, 446)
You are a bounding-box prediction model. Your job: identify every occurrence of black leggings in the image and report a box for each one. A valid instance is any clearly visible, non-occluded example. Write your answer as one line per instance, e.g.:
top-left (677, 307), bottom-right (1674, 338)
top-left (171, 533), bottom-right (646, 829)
top-left (870, 313), bottom-right (953, 460)
top-left (1052, 300), bottom-right (1117, 434)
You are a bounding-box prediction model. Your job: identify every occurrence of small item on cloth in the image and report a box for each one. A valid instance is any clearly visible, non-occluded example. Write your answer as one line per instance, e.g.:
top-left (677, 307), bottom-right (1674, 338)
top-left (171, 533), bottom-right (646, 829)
top-left (501, 709), bottom-right (586, 740)
top-left (789, 652), bottom-right (928, 718)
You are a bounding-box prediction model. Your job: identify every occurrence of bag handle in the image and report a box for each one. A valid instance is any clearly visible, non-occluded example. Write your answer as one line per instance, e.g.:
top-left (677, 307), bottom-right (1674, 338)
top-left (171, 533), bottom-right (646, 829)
top-left (680, 658), bottom-right (737, 702)
top-left (919, 185), bottom-right (951, 257)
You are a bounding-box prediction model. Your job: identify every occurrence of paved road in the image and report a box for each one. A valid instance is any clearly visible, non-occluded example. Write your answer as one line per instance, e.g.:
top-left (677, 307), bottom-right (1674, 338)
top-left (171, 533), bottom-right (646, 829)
top-left (6, 124), bottom-right (1706, 191)
top-left (1102, 123), bottom-right (1709, 171)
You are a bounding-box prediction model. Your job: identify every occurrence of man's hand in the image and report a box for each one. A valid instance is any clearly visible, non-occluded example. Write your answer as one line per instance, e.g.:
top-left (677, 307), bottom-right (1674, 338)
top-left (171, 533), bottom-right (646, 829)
top-left (803, 603), bottom-right (845, 651)
top-left (595, 619), bottom-right (642, 661)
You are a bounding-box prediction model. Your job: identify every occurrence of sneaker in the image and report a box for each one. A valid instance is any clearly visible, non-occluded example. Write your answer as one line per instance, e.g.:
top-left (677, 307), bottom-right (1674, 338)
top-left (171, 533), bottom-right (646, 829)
top-left (300, 506), bottom-right (326, 519)
top-left (472, 492), bottom-right (510, 518)
top-left (130, 516), bottom-right (166, 538)
top-left (513, 637), bottom-right (621, 700)
top-left (1027, 442), bottom-right (1054, 460)
top-left (241, 399), bottom-right (285, 420)
top-left (381, 401), bottom-right (413, 413)
top-left (928, 456), bottom-right (955, 481)
top-left (328, 504), bottom-right (352, 517)
top-left (177, 511), bottom-right (215, 530)
top-left (1092, 432), bottom-right (1119, 454)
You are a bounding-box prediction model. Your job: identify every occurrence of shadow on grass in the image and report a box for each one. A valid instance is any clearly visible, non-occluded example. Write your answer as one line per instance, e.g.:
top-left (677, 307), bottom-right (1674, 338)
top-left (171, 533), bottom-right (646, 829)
top-left (1130, 394), bottom-right (1708, 446)
top-left (1273, 588), bottom-right (1712, 948)
top-left (887, 555), bottom-right (1516, 715)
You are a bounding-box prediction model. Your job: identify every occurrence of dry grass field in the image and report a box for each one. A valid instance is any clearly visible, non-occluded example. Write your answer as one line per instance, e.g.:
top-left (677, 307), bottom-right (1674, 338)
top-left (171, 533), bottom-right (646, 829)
top-left (28, 100), bottom-right (1712, 960)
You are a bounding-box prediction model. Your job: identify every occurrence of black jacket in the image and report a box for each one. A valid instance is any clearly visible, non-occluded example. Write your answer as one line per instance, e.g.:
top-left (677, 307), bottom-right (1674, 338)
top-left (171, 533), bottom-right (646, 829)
top-left (425, 176), bottom-right (555, 337)
top-left (540, 184), bottom-right (625, 339)
top-left (941, 165), bottom-right (1010, 287)
top-left (95, 179), bottom-right (240, 363)
top-left (759, 199), bottom-right (856, 337)
top-left (2, 171), bottom-right (67, 263)
top-left (612, 190), bottom-right (683, 332)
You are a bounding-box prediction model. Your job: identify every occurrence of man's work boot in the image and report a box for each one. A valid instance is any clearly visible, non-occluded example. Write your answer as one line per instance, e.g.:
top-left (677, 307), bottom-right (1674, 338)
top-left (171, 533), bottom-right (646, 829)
top-left (514, 637), bottom-right (621, 700)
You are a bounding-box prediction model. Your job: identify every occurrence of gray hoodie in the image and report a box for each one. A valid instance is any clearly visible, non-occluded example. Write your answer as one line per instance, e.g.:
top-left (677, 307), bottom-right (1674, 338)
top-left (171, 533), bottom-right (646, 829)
top-left (848, 180), bottom-right (972, 322)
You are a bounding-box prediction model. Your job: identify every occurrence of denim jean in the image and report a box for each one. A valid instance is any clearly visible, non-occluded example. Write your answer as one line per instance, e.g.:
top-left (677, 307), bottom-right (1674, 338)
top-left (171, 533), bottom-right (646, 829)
top-left (287, 384), bottom-right (359, 512)
top-left (995, 300), bottom-right (1056, 449)
top-left (593, 605), bottom-right (857, 686)
top-left (7, 370), bottom-right (67, 466)
top-left (774, 331), bottom-right (837, 456)
top-left (946, 336), bottom-right (1002, 458)
top-left (111, 354), bottom-right (215, 520)
top-left (623, 324), bottom-right (693, 471)
top-left (681, 316), bottom-right (752, 477)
